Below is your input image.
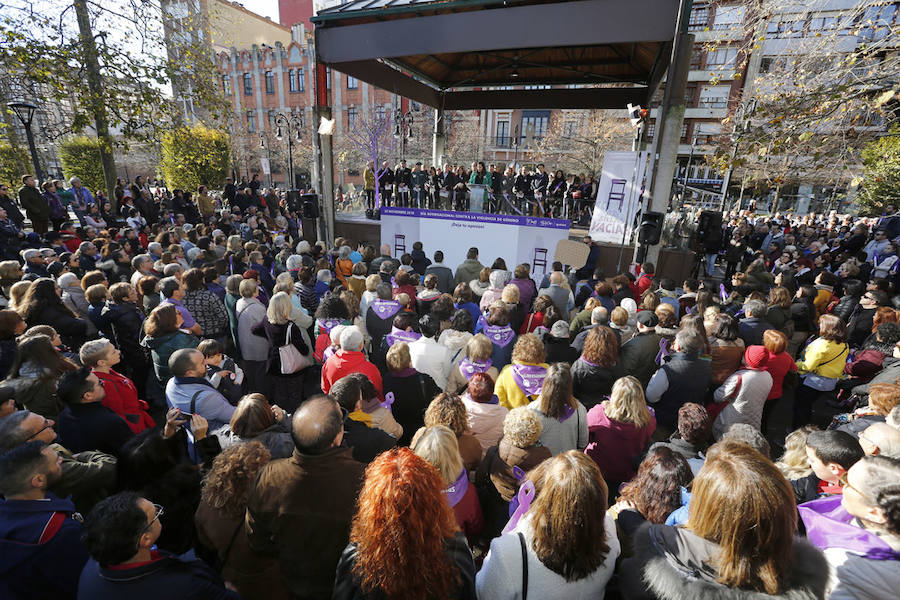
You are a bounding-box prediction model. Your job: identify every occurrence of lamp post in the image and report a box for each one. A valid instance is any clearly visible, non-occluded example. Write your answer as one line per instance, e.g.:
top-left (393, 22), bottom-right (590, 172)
top-left (7, 101), bottom-right (44, 183)
top-left (273, 112), bottom-right (303, 189)
top-left (258, 132), bottom-right (273, 188)
top-left (394, 108), bottom-right (413, 161)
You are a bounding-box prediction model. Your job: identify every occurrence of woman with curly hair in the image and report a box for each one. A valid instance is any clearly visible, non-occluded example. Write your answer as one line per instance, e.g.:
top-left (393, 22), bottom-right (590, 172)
top-left (494, 333), bottom-right (549, 410)
top-left (412, 392), bottom-right (483, 472)
top-left (527, 362), bottom-right (588, 455)
top-left (141, 303), bottom-right (199, 383)
top-left (333, 447), bottom-right (477, 600)
top-left (17, 277), bottom-right (88, 348)
top-left (477, 451), bottom-right (620, 598)
top-left (413, 425), bottom-right (484, 544)
top-left (571, 326), bottom-right (623, 408)
top-left (195, 441), bottom-right (288, 600)
top-left (775, 425), bottom-right (818, 482)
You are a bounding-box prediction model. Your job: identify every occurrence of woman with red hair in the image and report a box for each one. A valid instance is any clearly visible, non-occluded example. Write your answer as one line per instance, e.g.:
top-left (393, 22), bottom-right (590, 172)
top-left (333, 447), bottom-right (476, 600)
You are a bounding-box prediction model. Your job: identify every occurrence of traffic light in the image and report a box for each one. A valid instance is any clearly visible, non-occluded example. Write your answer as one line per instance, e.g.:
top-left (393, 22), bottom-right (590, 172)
top-left (638, 211), bottom-right (664, 246)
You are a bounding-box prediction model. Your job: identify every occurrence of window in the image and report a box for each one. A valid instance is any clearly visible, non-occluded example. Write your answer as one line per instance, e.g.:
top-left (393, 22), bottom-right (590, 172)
top-left (297, 68), bottom-right (305, 92)
top-left (347, 75), bottom-right (358, 89)
top-left (326, 67), bottom-right (331, 89)
top-left (496, 120), bottom-right (510, 146)
top-left (684, 83), bottom-right (698, 106)
top-left (288, 69), bottom-right (297, 92)
top-left (562, 120), bottom-right (578, 138)
top-left (690, 48), bottom-right (703, 69)
top-left (347, 106), bottom-right (358, 129)
top-left (265, 71), bottom-right (274, 94)
top-left (712, 5), bottom-right (744, 30)
top-left (698, 85), bottom-right (730, 108)
top-left (521, 110), bottom-right (550, 145)
top-left (694, 122), bottom-right (721, 144)
top-left (759, 57), bottom-right (774, 73)
top-left (688, 6), bottom-right (709, 31)
top-left (243, 73), bottom-right (252, 96)
top-left (706, 47), bottom-right (738, 66)
top-left (222, 75), bottom-right (230, 95)
top-left (860, 3), bottom-right (900, 42)
top-left (646, 121), bottom-right (656, 139)
top-left (681, 122), bottom-right (689, 141)
top-left (375, 104), bottom-right (387, 122)
top-left (247, 110), bottom-right (255, 133)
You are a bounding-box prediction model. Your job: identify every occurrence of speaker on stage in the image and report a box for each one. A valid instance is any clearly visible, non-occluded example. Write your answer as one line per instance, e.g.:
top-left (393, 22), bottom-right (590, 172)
top-left (698, 210), bottom-right (723, 245)
top-left (286, 190), bottom-right (302, 214)
top-left (638, 211), bottom-right (664, 246)
top-left (302, 194), bottom-right (319, 219)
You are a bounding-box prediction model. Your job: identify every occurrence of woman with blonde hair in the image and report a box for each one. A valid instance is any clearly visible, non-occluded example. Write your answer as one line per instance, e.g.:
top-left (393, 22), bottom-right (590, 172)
top-left (446, 332), bottom-right (500, 394)
top-left (775, 425), bottom-right (818, 481)
top-left (273, 272), bottom-right (314, 333)
top-left (609, 305), bottom-right (634, 343)
top-left (528, 362), bottom-right (588, 455)
top-left (585, 375), bottom-right (656, 488)
top-left (494, 333), bottom-right (549, 409)
top-left (251, 291), bottom-right (310, 411)
top-left (195, 441), bottom-right (288, 600)
top-left (412, 392), bottom-right (483, 471)
top-left (333, 448), bottom-right (476, 600)
top-left (620, 441), bottom-right (827, 599)
top-left (383, 340), bottom-right (442, 446)
top-left (413, 425), bottom-right (484, 543)
top-left (639, 289), bottom-right (660, 313)
top-left (477, 451), bottom-right (620, 598)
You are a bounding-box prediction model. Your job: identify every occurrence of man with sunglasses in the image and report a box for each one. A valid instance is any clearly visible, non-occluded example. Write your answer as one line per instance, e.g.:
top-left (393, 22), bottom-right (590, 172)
top-left (0, 410), bottom-right (117, 513)
top-left (0, 440), bottom-right (89, 599)
top-left (79, 491), bottom-right (239, 598)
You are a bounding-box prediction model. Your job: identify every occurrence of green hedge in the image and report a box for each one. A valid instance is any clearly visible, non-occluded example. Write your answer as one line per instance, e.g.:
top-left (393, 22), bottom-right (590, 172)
top-left (59, 136), bottom-right (107, 193)
top-left (159, 124), bottom-right (230, 191)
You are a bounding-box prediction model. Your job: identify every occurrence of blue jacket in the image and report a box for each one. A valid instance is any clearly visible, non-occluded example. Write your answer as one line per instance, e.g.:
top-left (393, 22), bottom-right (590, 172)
top-left (0, 493), bottom-right (89, 600)
top-left (165, 377), bottom-right (235, 430)
top-left (78, 552), bottom-right (239, 600)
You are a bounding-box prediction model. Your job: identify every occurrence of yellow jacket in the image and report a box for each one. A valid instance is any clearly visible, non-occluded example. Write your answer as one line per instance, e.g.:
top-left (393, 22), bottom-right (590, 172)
top-left (495, 361), bottom-right (550, 410)
top-left (797, 338), bottom-right (849, 379)
top-left (363, 167), bottom-right (376, 190)
top-left (813, 287), bottom-right (833, 318)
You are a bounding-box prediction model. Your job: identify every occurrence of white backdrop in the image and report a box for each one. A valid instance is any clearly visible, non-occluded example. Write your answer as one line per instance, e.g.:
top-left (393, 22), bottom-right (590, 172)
top-left (589, 150), bottom-right (649, 244)
top-left (380, 208), bottom-right (571, 277)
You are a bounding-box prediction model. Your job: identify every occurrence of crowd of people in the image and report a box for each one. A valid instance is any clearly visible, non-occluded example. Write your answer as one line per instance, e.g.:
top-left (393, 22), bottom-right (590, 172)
top-left (358, 160), bottom-right (598, 221)
top-left (0, 171), bottom-right (898, 600)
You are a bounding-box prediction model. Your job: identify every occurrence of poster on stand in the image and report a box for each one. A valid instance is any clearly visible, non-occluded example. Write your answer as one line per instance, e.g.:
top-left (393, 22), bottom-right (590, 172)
top-left (380, 208), bottom-right (571, 276)
top-left (590, 151), bottom-right (649, 244)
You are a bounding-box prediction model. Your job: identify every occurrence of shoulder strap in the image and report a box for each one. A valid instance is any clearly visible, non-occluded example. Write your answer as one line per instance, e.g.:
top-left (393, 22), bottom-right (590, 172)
top-left (189, 390), bottom-right (203, 414)
top-left (819, 344), bottom-right (849, 368)
top-left (418, 373), bottom-right (427, 399)
top-left (518, 532), bottom-right (528, 600)
top-left (219, 520), bottom-right (245, 571)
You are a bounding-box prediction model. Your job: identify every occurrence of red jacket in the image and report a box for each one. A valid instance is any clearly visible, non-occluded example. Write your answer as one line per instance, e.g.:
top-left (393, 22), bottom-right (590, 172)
top-left (320, 350), bottom-right (383, 398)
top-left (635, 273), bottom-right (653, 297)
top-left (94, 368), bottom-right (155, 433)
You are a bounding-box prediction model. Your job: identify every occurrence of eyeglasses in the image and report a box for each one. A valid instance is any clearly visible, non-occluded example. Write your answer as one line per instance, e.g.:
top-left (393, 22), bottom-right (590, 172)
top-left (144, 503), bottom-right (164, 531)
top-left (838, 472), bottom-right (869, 500)
top-left (27, 418), bottom-right (54, 440)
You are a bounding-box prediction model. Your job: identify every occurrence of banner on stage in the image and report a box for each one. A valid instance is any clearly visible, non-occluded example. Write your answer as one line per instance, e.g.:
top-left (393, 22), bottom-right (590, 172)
top-left (590, 151), bottom-right (649, 244)
top-left (380, 208), bottom-right (571, 276)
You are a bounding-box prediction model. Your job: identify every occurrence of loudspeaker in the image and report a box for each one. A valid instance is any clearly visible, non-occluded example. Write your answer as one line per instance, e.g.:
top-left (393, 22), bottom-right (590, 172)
top-left (286, 190), bottom-right (302, 213)
top-left (637, 211), bottom-right (664, 246)
top-left (302, 194), bottom-right (319, 219)
top-left (698, 210), bottom-right (723, 244)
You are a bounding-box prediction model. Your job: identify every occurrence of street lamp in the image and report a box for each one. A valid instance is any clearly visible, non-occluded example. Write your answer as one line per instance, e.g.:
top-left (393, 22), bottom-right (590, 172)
top-left (7, 100), bottom-right (44, 183)
top-left (394, 108), bottom-right (413, 161)
top-left (272, 112), bottom-right (303, 189)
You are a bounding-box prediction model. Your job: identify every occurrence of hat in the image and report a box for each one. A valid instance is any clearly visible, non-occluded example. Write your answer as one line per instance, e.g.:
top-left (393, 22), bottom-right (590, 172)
top-left (22, 249), bottom-right (40, 261)
top-left (636, 311), bottom-right (659, 327)
top-left (551, 320), bottom-right (570, 338)
top-left (744, 345), bottom-right (769, 369)
top-left (243, 269), bottom-right (259, 279)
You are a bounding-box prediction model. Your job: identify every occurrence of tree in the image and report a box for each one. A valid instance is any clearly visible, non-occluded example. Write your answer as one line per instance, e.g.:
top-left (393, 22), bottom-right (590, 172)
top-left (444, 112), bottom-right (482, 165)
top-left (338, 109), bottom-right (393, 204)
top-left (856, 129), bottom-right (900, 215)
top-left (59, 136), bottom-right (107, 193)
top-left (0, 140), bottom-right (30, 188)
top-left (535, 110), bottom-right (632, 175)
top-left (159, 124), bottom-right (230, 191)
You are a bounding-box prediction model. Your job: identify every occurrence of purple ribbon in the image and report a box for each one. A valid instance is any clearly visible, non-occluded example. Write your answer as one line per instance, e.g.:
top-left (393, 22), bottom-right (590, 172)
top-left (444, 469), bottom-right (469, 508)
top-left (511, 363), bottom-right (548, 396)
top-left (484, 324), bottom-right (516, 348)
top-left (370, 299), bottom-right (402, 321)
top-left (799, 495), bottom-right (900, 561)
top-left (719, 283), bottom-right (728, 302)
top-left (385, 328), bottom-right (421, 346)
top-left (381, 391), bottom-right (395, 411)
top-left (503, 479), bottom-right (536, 534)
top-left (317, 318), bottom-right (344, 336)
top-left (655, 337), bottom-right (671, 366)
top-left (459, 358), bottom-right (492, 380)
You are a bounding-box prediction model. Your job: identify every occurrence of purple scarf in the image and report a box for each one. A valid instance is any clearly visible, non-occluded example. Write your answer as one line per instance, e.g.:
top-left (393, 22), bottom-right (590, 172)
top-left (370, 299), bottom-right (402, 321)
top-left (578, 356), bottom-right (598, 367)
top-left (459, 358), bottom-right (492, 380)
top-left (444, 469), bottom-right (469, 508)
top-left (799, 495), bottom-right (900, 560)
top-left (323, 346), bottom-right (336, 362)
top-left (385, 327), bottom-right (421, 347)
top-left (511, 363), bottom-right (548, 396)
top-left (484, 324), bottom-right (515, 348)
top-left (557, 405), bottom-right (576, 423)
top-left (317, 318), bottom-right (344, 336)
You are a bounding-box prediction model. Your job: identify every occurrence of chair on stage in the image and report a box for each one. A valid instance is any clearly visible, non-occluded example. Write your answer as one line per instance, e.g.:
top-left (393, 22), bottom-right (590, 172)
top-left (606, 179), bottom-right (627, 211)
top-left (394, 234), bottom-right (406, 257)
top-left (533, 248), bottom-right (548, 274)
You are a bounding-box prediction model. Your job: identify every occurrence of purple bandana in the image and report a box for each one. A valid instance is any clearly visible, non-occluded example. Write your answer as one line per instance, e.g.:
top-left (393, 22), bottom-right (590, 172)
top-left (444, 469), bottom-right (469, 508)
top-left (385, 327), bottom-right (421, 347)
top-left (459, 358), bottom-right (492, 380)
top-left (511, 363), bottom-right (548, 396)
top-left (484, 324), bottom-right (515, 348)
top-left (317, 318), bottom-right (344, 336)
top-left (370, 299), bottom-right (402, 321)
top-left (799, 495), bottom-right (900, 561)
top-left (557, 405), bottom-right (576, 423)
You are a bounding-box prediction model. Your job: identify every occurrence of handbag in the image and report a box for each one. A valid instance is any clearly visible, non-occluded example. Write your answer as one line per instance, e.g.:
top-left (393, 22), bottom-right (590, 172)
top-left (279, 324), bottom-right (311, 374)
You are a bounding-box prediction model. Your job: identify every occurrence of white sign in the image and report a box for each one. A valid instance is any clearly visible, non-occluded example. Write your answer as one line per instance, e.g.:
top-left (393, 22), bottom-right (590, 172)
top-left (380, 208), bottom-right (571, 276)
top-left (590, 151), bottom-right (649, 244)
top-left (259, 157), bottom-right (271, 175)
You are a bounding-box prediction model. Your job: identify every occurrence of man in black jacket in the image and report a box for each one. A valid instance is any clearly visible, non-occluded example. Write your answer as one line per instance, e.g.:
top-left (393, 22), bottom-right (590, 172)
top-left (0, 182), bottom-right (25, 227)
top-left (56, 367), bottom-right (134, 456)
top-left (620, 311), bottom-right (662, 387)
top-left (18, 174), bottom-right (49, 234)
top-left (330, 374), bottom-right (396, 463)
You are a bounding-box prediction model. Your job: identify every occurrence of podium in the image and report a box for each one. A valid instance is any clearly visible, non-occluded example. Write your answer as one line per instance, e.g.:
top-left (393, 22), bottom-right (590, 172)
top-left (468, 183), bottom-right (488, 213)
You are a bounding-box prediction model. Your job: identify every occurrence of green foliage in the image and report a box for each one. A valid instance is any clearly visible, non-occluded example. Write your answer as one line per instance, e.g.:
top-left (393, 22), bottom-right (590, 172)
top-left (0, 139), bottom-right (30, 188)
top-left (857, 129), bottom-right (900, 215)
top-left (159, 125), bottom-right (231, 191)
top-left (59, 136), bottom-right (107, 193)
